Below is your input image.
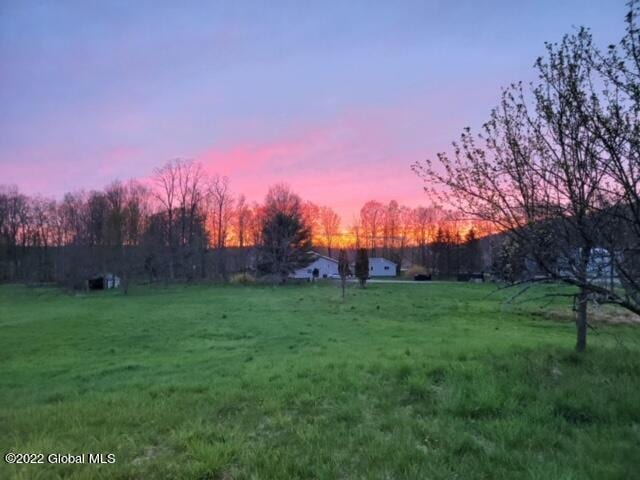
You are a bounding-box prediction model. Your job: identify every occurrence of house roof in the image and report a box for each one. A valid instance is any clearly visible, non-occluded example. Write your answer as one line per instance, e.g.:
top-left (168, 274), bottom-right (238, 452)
top-left (310, 251), bottom-right (338, 263)
top-left (370, 257), bottom-right (397, 265)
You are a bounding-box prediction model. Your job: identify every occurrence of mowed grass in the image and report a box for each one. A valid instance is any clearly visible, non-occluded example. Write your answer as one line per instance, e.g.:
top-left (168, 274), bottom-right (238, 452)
top-left (1, 282), bottom-right (639, 480)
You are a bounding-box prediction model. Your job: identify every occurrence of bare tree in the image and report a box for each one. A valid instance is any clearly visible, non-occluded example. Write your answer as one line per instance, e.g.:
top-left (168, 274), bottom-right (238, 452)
top-left (414, 31), bottom-right (626, 351)
top-left (397, 205), bottom-right (413, 268)
top-left (233, 194), bottom-right (250, 249)
top-left (583, 2), bottom-right (640, 304)
top-left (232, 194), bottom-right (252, 271)
top-left (319, 206), bottom-right (341, 258)
top-left (382, 200), bottom-right (400, 258)
top-left (248, 202), bottom-right (264, 249)
top-left (27, 196), bottom-right (57, 281)
top-left (209, 175), bottom-right (234, 279)
top-left (153, 160), bottom-right (179, 280)
top-left (176, 160), bottom-right (206, 249)
top-left (178, 161), bottom-right (208, 279)
top-left (152, 159), bottom-right (209, 281)
top-left (360, 200), bottom-right (384, 256)
top-left (413, 207), bottom-right (433, 267)
top-left (208, 175), bottom-right (233, 249)
top-left (301, 201), bottom-right (320, 244)
top-left (103, 181), bottom-right (151, 293)
top-left (350, 216), bottom-right (362, 249)
top-left (123, 181), bottom-right (151, 247)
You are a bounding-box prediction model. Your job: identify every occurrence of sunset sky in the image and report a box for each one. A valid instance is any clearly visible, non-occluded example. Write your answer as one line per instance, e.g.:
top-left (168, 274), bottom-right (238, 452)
top-left (0, 0), bottom-right (627, 221)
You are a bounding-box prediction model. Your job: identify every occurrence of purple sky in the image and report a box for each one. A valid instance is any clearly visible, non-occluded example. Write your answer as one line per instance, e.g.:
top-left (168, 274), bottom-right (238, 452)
top-left (0, 0), bottom-right (627, 220)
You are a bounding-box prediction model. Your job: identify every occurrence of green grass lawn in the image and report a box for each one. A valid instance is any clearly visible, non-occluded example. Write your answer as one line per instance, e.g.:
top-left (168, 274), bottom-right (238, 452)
top-left (1, 281), bottom-right (639, 479)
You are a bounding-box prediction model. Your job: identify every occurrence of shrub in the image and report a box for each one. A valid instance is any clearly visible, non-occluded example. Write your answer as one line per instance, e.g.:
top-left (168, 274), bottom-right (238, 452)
top-left (229, 273), bottom-right (256, 285)
top-left (257, 273), bottom-right (287, 285)
top-left (355, 248), bottom-right (369, 287)
top-left (404, 265), bottom-right (427, 279)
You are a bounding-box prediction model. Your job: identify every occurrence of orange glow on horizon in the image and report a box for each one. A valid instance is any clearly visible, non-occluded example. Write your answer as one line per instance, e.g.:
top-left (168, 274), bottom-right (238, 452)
top-left (221, 217), bottom-right (499, 251)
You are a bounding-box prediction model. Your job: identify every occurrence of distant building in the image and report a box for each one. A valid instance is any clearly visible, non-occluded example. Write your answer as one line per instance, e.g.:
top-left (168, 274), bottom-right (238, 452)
top-left (291, 253), bottom-right (340, 280)
top-left (368, 257), bottom-right (397, 277)
top-left (88, 273), bottom-right (121, 290)
top-left (557, 247), bottom-right (618, 286)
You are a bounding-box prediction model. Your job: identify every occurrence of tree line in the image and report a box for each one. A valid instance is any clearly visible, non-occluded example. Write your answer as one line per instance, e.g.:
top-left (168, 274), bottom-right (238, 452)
top-left (0, 158), bottom-right (491, 287)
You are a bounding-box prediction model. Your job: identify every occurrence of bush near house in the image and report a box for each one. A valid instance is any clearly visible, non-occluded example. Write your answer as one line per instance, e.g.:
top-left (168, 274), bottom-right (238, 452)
top-left (229, 272), bottom-right (256, 285)
top-left (403, 265), bottom-right (428, 279)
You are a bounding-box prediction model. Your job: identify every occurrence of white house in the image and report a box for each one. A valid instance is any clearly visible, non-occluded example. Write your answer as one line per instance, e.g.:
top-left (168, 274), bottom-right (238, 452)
top-left (556, 247), bottom-right (618, 286)
top-left (369, 257), bottom-right (397, 277)
top-left (292, 253), bottom-right (340, 280)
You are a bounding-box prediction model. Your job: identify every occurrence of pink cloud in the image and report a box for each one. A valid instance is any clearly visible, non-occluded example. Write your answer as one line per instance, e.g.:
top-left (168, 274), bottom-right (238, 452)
top-left (1, 144), bottom-right (146, 196)
top-left (1, 99), bottom-right (459, 224)
top-left (194, 108), bottom-right (435, 221)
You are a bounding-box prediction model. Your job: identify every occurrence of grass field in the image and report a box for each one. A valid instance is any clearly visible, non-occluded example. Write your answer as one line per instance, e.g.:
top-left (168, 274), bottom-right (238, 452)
top-left (1, 281), bottom-right (639, 479)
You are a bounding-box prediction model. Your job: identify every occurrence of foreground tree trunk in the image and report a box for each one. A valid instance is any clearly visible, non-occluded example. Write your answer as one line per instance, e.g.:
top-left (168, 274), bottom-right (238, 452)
top-left (338, 249), bottom-right (349, 299)
top-left (575, 245), bottom-right (592, 352)
top-left (576, 288), bottom-right (588, 352)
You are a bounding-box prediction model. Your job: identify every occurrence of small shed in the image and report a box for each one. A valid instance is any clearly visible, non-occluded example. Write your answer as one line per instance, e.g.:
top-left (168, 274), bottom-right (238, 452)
top-left (88, 273), bottom-right (121, 290)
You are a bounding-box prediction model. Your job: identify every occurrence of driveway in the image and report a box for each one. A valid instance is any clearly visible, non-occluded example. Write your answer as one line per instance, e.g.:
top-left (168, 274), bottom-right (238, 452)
top-left (345, 278), bottom-right (441, 284)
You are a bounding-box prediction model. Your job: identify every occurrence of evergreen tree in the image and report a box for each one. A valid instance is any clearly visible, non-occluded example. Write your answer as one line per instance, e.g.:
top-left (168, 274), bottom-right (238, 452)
top-left (432, 227), bottom-right (447, 277)
top-left (463, 227), bottom-right (481, 273)
top-left (257, 185), bottom-right (313, 280)
top-left (355, 248), bottom-right (369, 288)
